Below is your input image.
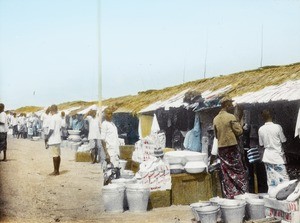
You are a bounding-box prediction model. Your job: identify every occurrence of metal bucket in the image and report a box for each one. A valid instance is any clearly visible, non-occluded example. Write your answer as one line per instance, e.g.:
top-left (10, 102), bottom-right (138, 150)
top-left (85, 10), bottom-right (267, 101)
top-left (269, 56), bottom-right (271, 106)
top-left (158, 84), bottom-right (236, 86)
top-left (190, 202), bottom-right (211, 221)
top-left (195, 205), bottom-right (220, 223)
top-left (220, 201), bottom-right (246, 223)
top-left (102, 184), bottom-right (125, 213)
top-left (119, 159), bottom-right (127, 174)
top-left (246, 198), bottom-right (265, 220)
top-left (125, 184), bottom-right (150, 212)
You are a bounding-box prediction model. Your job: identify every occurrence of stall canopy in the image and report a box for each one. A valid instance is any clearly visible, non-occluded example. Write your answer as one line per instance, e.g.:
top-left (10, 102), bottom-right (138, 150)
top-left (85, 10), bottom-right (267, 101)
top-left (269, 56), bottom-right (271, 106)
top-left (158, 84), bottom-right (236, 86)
top-left (139, 85), bottom-right (232, 114)
top-left (233, 80), bottom-right (300, 104)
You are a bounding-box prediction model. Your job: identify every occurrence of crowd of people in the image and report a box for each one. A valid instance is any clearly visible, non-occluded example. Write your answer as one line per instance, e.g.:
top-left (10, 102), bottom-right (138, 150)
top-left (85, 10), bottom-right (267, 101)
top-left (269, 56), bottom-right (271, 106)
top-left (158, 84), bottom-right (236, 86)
top-left (0, 103), bottom-right (121, 177)
top-left (0, 99), bottom-right (292, 196)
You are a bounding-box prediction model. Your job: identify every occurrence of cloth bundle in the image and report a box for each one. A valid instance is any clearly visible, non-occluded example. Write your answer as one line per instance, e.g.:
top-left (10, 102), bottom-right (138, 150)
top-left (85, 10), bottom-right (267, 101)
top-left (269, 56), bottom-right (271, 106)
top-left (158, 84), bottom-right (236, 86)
top-left (269, 179), bottom-right (300, 201)
top-left (276, 180), bottom-right (299, 200)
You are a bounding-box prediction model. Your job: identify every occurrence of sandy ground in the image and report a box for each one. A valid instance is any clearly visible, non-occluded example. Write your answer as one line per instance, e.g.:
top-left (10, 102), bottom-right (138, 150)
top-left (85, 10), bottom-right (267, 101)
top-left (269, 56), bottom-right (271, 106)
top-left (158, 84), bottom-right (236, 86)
top-left (0, 135), bottom-right (193, 223)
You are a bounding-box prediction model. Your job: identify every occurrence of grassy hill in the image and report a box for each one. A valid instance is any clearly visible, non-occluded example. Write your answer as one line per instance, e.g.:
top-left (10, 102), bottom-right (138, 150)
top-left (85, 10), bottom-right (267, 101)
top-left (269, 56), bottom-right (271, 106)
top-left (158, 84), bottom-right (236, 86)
top-left (15, 62), bottom-right (300, 114)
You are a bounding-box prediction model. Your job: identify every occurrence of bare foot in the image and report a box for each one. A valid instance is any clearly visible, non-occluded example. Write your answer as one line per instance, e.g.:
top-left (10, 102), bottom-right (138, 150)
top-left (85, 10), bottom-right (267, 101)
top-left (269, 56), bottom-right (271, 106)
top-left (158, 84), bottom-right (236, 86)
top-left (49, 172), bottom-right (59, 176)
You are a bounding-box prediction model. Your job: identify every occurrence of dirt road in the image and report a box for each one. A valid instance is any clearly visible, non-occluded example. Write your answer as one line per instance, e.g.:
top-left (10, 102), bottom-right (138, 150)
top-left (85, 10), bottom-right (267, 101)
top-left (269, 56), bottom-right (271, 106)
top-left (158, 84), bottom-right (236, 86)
top-left (0, 136), bottom-right (193, 223)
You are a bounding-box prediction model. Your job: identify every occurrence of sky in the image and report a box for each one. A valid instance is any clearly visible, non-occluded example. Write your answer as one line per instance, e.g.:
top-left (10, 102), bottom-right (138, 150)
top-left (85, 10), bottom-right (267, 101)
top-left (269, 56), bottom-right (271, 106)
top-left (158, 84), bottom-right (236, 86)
top-left (1, 0), bottom-right (300, 110)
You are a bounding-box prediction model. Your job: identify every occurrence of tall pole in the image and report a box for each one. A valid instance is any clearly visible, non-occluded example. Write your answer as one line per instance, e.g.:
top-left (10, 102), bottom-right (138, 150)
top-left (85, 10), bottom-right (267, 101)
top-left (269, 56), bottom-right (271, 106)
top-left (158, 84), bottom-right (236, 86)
top-left (204, 29), bottom-right (208, 79)
top-left (182, 57), bottom-right (186, 84)
top-left (260, 24), bottom-right (264, 67)
top-left (97, 0), bottom-right (102, 124)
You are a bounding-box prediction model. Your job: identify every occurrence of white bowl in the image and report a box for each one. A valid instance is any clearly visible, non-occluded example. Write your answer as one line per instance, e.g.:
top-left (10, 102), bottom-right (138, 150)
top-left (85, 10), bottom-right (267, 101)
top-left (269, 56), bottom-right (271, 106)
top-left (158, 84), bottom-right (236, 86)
top-left (164, 151), bottom-right (186, 164)
top-left (184, 161), bottom-right (207, 173)
top-left (32, 136), bottom-right (40, 141)
top-left (185, 152), bottom-right (207, 163)
top-left (68, 130), bottom-right (81, 135)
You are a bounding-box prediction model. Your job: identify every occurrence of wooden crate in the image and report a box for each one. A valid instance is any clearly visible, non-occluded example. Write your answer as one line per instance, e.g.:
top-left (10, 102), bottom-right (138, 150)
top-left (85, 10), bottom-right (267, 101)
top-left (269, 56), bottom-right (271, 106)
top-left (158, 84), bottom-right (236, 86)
top-left (148, 190), bottom-right (171, 209)
top-left (75, 152), bottom-right (92, 162)
top-left (211, 170), bottom-right (223, 197)
top-left (125, 159), bottom-right (132, 170)
top-left (130, 160), bottom-right (140, 173)
top-left (119, 145), bottom-right (135, 160)
top-left (171, 172), bottom-right (213, 205)
top-left (245, 217), bottom-right (281, 223)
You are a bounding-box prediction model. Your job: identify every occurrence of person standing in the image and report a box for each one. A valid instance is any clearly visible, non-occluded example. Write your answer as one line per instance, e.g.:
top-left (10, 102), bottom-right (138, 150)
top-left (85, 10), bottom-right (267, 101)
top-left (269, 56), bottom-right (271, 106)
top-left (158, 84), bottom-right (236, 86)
top-left (213, 96), bottom-right (248, 198)
top-left (45, 105), bottom-right (62, 176)
top-left (60, 111), bottom-right (68, 140)
top-left (258, 109), bottom-right (289, 193)
top-left (100, 108), bottom-right (120, 168)
top-left (41, 107), bottom-right (51, 139)
top-left (0, 103), bottom-right (9, 161)
top-left (11, 113), bottom-right (18, 138)
top-left (84, 109), bottom-right (105, 164)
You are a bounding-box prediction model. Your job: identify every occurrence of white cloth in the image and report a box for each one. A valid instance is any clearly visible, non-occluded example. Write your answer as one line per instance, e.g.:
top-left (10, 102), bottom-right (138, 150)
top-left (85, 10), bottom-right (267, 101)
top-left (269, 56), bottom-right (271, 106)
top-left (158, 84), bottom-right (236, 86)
top-left (151, 114), bottom-right (160, 134)
top-left (269, 179), bottom-right (298, 198)
top-left (48, 113), bottom-right (62, 145)
top-left (211, 137), bottom-right (218, 156)
top-left (100, 120), bottom-right (120, 156)
top-left (0, 112), bottom-right (8, 132)
top-left (287, 181), bottom-right (300, 201)
top-left (86, 116), bottom-right (101, 140)
top-left (258, 122), bottom-right (286, 164)
top-left (295, 107), bottom-right (300, 138)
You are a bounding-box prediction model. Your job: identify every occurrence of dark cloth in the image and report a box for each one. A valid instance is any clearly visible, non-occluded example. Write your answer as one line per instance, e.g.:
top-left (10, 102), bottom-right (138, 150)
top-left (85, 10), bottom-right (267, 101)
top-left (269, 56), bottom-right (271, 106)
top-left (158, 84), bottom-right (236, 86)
top-left (0, 132), bottom-right (7, 152)
top-left (218, 145), bottom-right (249, 198)
top-left (245, 156), bottom-right (268, 193)
top-left (13, 125), bottom-right (18, 137)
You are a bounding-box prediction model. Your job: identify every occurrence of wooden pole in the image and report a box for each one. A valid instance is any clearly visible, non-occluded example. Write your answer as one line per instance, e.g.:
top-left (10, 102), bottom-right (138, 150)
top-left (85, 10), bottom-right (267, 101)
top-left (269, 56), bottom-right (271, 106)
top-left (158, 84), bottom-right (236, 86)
top-left (97, 0), bottom-right (102, 125)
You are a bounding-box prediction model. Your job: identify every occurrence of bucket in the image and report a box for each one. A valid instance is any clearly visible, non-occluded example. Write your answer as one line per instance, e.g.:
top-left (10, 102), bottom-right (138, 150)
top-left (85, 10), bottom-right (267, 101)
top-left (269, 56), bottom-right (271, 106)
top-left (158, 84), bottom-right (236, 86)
top-left (121, 170), bottom-right (135, 179)
top-left (111, 178), bottom-right (137, 210)
top-left (61, 140), bottom-right (68, 148)
top-left (126, 184), bottom-right (150, 212)
top-left (190, 202), bottom-right (211, 221)
top-left (102, 184), bottom-right (125, 213)
top-left (119, 159), bottom-right (127, 174)
top-left (71, 142), bottom-right (81, 151)
top-left (195, 205), bottom-right (220, 223)
top-left (220, 201), bottom-right (246, 223)
top-left (246, 198), bottom-right (265, 220)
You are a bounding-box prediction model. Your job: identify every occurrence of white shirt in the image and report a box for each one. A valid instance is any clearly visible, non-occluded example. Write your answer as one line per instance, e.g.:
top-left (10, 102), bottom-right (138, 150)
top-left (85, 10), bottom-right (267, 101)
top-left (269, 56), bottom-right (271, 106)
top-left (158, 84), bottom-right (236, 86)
top-left (0, 111), bottom-right (8, 133)
top-left (48, 113), bottom-right (62, 145)
top-left (18, 116), bottom-right (25, 126)
top-left (61, 117), bottom-right (66, 128)
top-left (42, 114), bottom-right (51, 128)
top-left (258, 122), bottom-right (287, 164)
top-left (86, 116), bottom-right (101, 140)
top-left (100, 120), bottom-right (120, 156)
top-left (11, 116), bottom-right (18, 126)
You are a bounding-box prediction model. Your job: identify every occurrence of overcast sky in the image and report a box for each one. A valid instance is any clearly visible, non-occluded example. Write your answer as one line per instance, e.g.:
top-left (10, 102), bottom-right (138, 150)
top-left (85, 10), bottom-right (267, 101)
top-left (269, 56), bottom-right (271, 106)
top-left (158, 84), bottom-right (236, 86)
top-left (1, 0), bottom-right (300, 110)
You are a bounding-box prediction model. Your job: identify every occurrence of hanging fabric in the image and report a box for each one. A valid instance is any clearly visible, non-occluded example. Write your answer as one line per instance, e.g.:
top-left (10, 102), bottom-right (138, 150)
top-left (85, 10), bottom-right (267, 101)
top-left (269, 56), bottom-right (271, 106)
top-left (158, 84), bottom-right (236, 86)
top-left (183, 115), bottom-right (201, 152)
